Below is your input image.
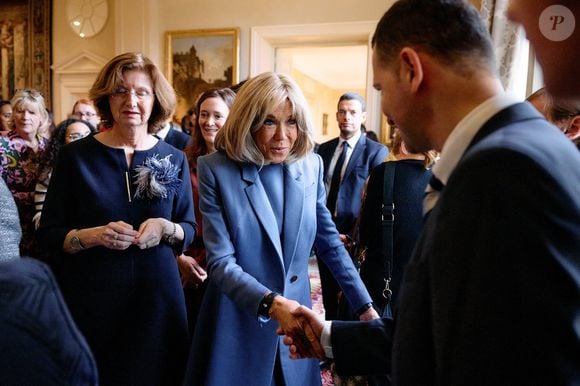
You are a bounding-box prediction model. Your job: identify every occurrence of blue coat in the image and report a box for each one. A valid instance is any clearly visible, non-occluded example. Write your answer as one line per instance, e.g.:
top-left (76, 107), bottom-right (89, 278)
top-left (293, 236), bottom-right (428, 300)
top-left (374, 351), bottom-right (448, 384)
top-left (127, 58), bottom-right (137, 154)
top-left (184, 151), bottom-right (373, 386)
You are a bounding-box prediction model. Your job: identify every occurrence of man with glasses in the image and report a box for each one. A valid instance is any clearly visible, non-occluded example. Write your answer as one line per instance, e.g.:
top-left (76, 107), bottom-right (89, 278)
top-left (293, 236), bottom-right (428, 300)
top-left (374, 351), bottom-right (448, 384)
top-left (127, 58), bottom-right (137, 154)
top-left (72, 99), bottom-right (101, 130)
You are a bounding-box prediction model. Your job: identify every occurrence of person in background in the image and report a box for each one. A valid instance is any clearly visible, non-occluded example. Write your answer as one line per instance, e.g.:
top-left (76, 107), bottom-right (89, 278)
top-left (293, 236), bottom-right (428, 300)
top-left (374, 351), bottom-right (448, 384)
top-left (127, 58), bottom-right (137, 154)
top-left (180, 106), bottom-right (195, 135)
top-left (507, 0), bottom-right (580, 100)
top-left (38, 52), bottom-right (196, 386)
top-left (178, 87), bottom-right (236, 336)
top-left (183, 72), bottom-right (377, 386)
top-left (284, 1), bottom-right (580, 384)
top-left (33, 118), bottom-right (98, 230)
top-left (72, 98), bottom-right (101, 130)
top-left (358, 128), bottom-right (437, 315)
top-left (528, 88), bottom-right (580, 150)
top-left (544, 96), bottom-right (580, 149)
top-left (0, 89), bottom-right (50, 258)
top-left (526, 87), bottom-right (549, 117)
top-left (0, 178), bottom-right (99, 386)
top-left (0, 100), bottom-right (12, 135)
top-left (155, 119), bottom-right (191, 150)
top-left (316, 92), bottom-right (389, 320)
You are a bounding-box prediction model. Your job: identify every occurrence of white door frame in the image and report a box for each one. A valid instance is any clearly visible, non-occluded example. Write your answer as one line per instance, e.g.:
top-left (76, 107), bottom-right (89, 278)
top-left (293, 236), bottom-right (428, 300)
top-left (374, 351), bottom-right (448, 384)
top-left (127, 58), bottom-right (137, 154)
top-left (250, 21), bottom-right (382, 137)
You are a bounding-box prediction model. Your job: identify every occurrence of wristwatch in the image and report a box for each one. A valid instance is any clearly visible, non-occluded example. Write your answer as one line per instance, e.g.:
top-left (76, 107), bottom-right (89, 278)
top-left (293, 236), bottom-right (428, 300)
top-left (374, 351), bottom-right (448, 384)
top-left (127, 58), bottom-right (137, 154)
top-left (355, 302), bottom-right (374, 317)
top-left (70, 233), bottom-right (85, 252)
top-left (257, 292), bottom-right (280, 317)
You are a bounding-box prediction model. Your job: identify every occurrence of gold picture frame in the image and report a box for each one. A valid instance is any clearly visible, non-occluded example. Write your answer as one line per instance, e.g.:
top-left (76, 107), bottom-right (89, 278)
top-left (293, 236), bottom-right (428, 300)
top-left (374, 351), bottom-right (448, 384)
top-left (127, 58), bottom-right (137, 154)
top-left (0, 0), bottom-right (52, 107)
top-left (165, 28), bottom-right (239, 121)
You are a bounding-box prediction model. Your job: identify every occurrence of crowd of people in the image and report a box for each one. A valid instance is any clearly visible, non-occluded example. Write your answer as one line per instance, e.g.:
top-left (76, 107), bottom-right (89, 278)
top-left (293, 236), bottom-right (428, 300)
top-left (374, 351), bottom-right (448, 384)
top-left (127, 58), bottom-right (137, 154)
top-left (0, 0), bottom-right (578, 385)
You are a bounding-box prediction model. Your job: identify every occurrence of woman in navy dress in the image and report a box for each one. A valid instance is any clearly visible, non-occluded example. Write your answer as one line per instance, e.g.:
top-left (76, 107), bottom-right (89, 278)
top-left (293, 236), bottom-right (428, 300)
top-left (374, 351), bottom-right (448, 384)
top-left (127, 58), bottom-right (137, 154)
top-left (38, 52), bottom-right (196, 386)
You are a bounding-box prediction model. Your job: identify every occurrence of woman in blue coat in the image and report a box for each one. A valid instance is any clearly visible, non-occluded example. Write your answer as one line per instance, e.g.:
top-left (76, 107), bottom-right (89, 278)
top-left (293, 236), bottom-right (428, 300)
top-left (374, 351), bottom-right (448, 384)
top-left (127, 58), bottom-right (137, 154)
top-left (184, 72), bottom-right (378, 386)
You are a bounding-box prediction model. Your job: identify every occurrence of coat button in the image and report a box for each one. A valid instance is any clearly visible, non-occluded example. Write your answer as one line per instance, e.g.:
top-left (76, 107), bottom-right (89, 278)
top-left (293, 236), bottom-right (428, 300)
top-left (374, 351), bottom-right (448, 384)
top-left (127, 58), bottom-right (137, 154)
top-left (290, 275), bottom-right (298, 283)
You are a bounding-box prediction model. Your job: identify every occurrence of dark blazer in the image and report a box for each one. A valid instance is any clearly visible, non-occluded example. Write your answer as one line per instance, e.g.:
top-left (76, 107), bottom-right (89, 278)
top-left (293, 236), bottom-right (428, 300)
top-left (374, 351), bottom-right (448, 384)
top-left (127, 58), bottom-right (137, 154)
top-left (317, 134), bottom-right (389, 235)
top-left (331, 103), bottom-right (580, 385)
top-left (164, 123), bottom-right (191, 150)
top-left (0, 258), bottom-right (98, 385)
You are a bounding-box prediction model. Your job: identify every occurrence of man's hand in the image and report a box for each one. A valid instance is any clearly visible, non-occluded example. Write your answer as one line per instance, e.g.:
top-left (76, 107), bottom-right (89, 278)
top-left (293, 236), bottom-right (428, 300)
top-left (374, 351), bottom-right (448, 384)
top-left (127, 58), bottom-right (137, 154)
top-left (277, 305), bottom-right (326, 360)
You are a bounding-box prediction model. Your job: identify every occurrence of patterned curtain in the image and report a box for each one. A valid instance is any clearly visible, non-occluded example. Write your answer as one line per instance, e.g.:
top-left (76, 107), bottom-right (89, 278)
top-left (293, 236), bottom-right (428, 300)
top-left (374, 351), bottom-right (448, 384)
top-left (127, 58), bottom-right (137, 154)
top-left (480, 0), bottom-right (525, 93)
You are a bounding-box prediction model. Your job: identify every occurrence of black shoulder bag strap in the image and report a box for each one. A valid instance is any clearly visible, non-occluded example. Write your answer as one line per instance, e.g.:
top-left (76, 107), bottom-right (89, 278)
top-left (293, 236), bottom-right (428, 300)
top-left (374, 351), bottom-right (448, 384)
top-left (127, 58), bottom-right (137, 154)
top-left (380, 162), bottom-right (396, 317)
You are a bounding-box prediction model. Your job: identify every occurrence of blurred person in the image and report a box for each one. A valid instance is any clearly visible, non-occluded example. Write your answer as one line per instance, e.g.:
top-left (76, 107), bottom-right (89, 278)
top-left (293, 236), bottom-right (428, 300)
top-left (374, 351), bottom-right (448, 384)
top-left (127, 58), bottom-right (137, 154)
top-left (316, 92), bottom-right (389, 320)
top-left (38, 52), bottom-right (196, 386)
top-left (526, 87), bottom-right (549, 117)
top-left (0, 100), bottom-right (12, 135)
top-left (183, 72), bottom-right (377, 386)
top-left (283, 1), bottom-right (580, 384)
top-left (0, 89), bottom-right (50, 258)
top-left (545, 96), bottom-right (580, 148)
top-left (155, 119), bottom-right (190, 150)
top-left (0, 178), bottom-right (98, 386)
top-left (179, 87), bottom-right (236, 336)
top-left (180, 106), bottom-right (195, 135)
top-left (72, 98), bottom-right (101, 129)
top-left (507, 0), bottom-right (580, 99)
top-left (33, 118), bottom-right (97, 229)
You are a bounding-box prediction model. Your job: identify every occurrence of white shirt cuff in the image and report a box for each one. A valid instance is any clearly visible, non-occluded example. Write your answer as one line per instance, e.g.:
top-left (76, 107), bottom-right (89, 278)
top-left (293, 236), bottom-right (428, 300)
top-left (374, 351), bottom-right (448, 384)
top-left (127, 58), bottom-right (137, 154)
top-left (321, 320), bottom-right (334, 358)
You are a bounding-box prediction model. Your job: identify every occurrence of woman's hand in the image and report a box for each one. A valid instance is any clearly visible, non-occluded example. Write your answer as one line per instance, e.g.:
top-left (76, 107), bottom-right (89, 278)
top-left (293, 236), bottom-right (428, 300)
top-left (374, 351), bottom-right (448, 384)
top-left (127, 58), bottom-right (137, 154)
top-left (176, 253), bottom-right (207, 288)
top-left (135, 218), bottom-right (184, 249)
top-left (100, 221), bottom-right (138, 250)
top-left (134, 218), bottom-right (169, 249)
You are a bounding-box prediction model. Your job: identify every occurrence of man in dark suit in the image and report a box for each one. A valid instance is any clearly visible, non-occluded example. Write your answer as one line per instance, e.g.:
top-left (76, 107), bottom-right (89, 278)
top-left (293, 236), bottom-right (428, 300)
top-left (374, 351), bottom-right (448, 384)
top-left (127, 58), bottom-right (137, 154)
top-left (282, 1), bottom-right (580, 384)
top-left (316, 92), bottom-right (388, 320)
top-left (156, 121), bottom-right (191, 150)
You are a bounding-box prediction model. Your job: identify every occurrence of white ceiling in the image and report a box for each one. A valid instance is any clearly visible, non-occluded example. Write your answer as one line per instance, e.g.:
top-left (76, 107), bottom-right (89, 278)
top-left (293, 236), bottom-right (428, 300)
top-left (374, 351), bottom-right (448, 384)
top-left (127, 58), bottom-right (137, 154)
top-left (277, 45), bottom-right (368, 90)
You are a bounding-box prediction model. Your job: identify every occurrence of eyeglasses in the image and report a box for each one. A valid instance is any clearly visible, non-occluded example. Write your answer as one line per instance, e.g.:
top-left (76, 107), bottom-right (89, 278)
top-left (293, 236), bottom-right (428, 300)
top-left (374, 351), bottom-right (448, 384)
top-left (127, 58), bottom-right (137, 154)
top-left (74, 112), bottom-right (97, 119)
top-left (67, 131), bottom-right (91, 141)
top-left (110, 87), bottom-right (153, 100)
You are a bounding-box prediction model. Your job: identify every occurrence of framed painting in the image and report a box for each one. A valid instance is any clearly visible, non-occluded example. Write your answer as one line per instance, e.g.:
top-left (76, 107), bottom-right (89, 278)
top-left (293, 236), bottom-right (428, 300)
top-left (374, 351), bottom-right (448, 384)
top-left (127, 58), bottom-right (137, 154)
top-left (0, 0), bottom-right (52, 107)
top-left (165, 28), bottom-right (239, 122)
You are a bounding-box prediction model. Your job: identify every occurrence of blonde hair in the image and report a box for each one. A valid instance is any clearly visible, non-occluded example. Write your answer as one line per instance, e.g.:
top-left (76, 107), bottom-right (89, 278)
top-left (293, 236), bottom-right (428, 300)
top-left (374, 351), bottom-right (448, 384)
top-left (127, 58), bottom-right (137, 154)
top-left (390, 128), bottom-right (438, 168)
top-left (214, 72), bottom-right (315, 165)
top-left (10, 89), bottom-right (50, 136)
top-left (89, 52), bottom-right (176, 133)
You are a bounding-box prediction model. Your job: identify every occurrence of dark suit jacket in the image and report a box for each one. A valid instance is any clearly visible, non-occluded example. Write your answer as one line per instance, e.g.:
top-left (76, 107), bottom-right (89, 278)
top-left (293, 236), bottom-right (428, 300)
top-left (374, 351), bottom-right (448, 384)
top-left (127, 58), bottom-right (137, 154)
top-left (331, 103), bottom-right (580, 385)
top-left (164, 124), bottom-right (191, 150)
top-left (317, 134), bottom-right (388, 235)
top-left (0, 258), bottom-right (98, 385)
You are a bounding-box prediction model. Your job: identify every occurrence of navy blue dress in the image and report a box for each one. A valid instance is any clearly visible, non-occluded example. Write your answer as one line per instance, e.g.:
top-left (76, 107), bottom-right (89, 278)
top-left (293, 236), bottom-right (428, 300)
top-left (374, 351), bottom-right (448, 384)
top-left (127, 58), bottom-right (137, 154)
top-left (38, 136), bottom-right (196, 386)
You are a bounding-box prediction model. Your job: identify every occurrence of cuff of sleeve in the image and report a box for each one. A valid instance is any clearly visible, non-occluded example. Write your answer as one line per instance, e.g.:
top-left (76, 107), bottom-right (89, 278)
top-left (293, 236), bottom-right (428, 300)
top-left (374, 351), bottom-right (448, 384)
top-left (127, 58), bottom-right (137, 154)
top-left (321, 321), bottom-right (334, 359)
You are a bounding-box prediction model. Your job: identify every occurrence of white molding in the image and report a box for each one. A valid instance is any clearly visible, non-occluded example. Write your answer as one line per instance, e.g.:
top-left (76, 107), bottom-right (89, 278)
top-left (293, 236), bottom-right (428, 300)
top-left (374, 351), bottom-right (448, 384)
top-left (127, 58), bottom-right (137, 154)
top-left (52, 50), bottom-right (108, 74)
top-left (250, 21), bottom-right (384, 138)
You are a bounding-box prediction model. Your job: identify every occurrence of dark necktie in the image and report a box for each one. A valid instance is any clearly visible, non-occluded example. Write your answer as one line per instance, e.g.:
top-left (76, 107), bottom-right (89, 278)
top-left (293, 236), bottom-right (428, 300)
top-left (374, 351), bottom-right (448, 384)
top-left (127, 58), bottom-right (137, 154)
top-left (326, 141), bottom-right (348, 216)
top-left (423, 174), bottom-right (444, 216)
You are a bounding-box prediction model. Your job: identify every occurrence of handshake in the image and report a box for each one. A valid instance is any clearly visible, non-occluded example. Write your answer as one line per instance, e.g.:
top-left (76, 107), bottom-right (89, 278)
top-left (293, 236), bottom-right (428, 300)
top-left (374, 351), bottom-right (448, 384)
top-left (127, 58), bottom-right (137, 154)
top-left (275, 305), bottom-right (327, 360)
top-left (271, 296), bottom-right (379, 360)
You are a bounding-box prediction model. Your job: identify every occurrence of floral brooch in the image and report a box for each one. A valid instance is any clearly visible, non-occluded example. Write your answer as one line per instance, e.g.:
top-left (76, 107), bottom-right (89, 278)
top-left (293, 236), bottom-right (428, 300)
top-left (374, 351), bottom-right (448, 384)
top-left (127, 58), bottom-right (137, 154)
top-left (133, 154), bottom-right (181, 200)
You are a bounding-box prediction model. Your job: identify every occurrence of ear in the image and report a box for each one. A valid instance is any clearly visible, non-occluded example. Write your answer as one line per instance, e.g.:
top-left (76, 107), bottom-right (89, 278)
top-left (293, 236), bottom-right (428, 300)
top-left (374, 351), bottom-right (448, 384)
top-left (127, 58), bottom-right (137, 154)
top-left (565, 115), bottom-right (580, 141)
top-left (399, 47), bottom-right (424, 93)
top-left (361, 111), bottom-right (367, 124)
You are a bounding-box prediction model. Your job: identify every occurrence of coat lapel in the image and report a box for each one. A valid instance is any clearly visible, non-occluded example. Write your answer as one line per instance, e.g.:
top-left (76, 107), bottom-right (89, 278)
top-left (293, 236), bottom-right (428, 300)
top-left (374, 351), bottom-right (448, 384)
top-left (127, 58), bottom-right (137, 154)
top-left (344, 135), bottom-right (365, 179)
top-left (282, 162), bottom-right (304, 269)
top-left (242, 164), bottom-right (284, 264)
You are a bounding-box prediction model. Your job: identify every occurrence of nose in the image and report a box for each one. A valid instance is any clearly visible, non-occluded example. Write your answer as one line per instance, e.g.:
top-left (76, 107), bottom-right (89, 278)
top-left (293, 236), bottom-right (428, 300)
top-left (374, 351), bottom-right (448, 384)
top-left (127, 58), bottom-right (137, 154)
top-left (274, 123), bottom-right (289, 140)
top-left (206, 116), bottom-right (215, 127)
